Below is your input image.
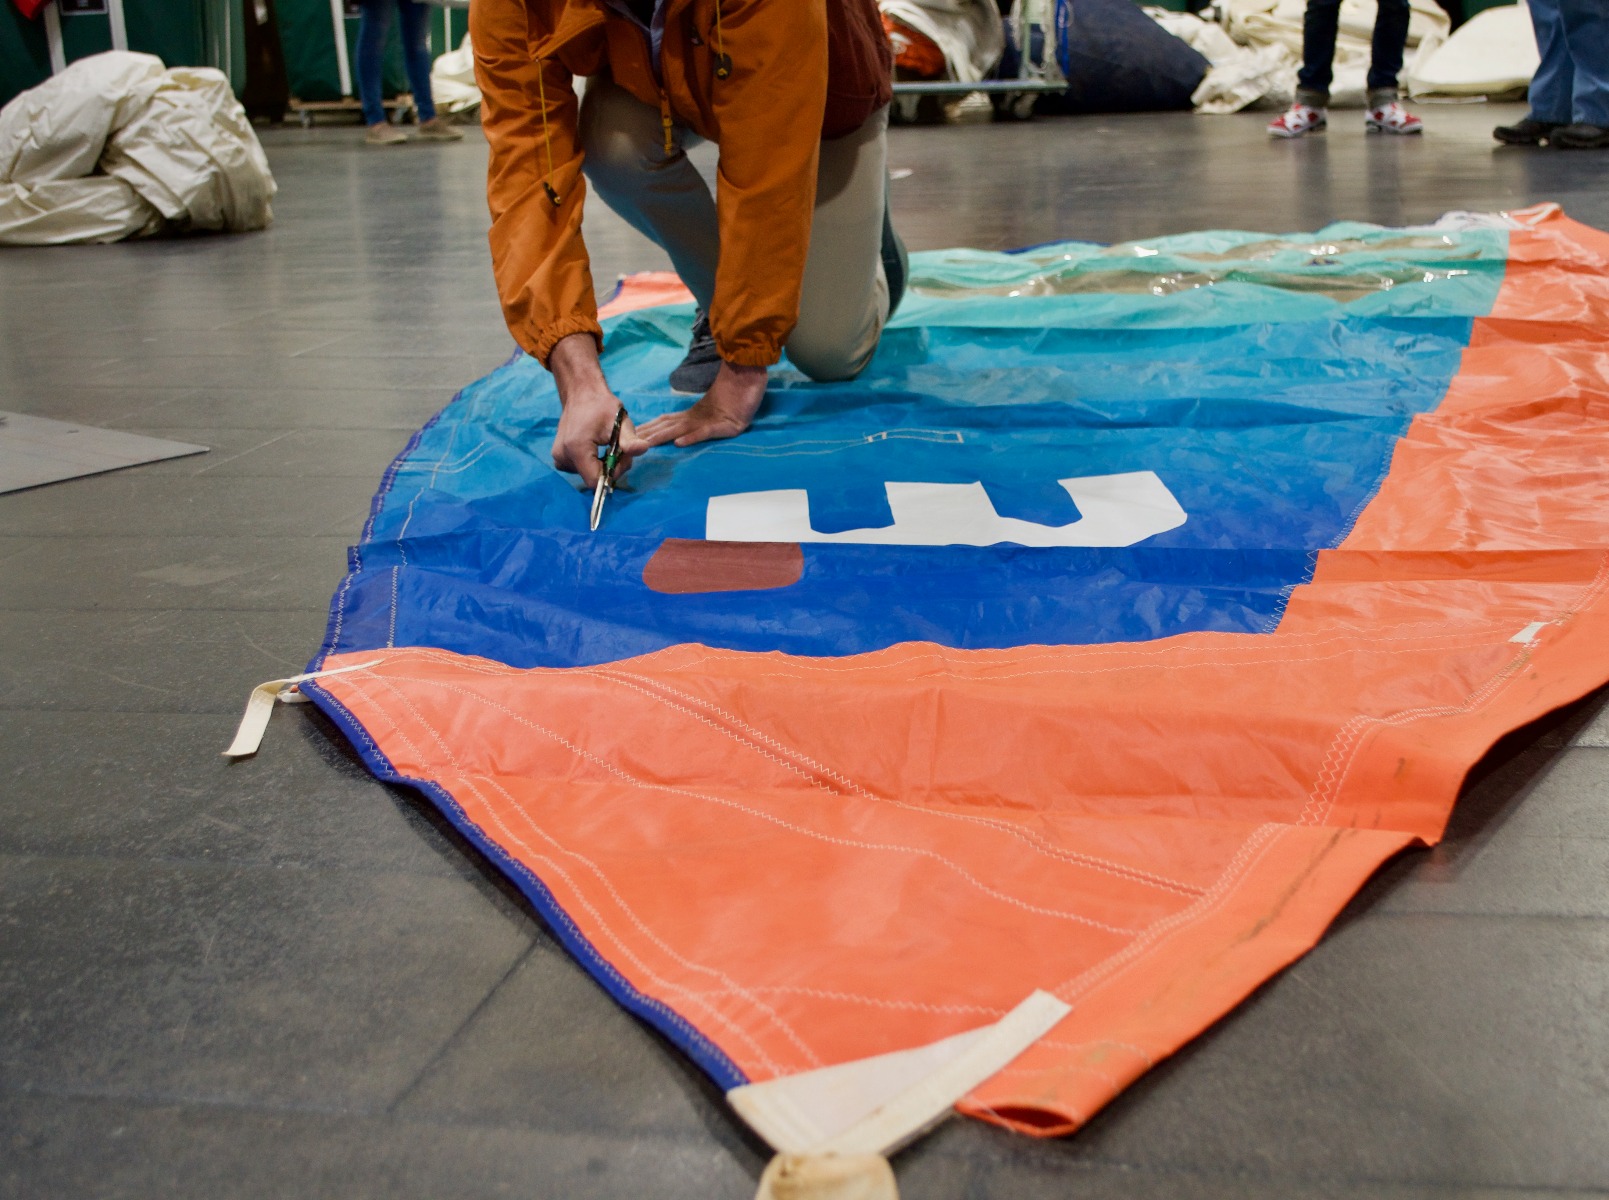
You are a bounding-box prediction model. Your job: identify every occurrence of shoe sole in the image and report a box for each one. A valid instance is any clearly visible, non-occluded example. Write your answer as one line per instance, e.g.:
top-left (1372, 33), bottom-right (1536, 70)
top-left (1269, 126), bottom-right (1324, 138)
top-left (1366, 123), bottom-right (1422, 134)
top-left (669, 369), bottom-right (720, 396)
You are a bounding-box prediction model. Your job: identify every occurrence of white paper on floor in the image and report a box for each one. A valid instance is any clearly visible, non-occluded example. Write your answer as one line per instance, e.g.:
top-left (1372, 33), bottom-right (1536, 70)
top-left (0, 412), bottom-right (207, 494)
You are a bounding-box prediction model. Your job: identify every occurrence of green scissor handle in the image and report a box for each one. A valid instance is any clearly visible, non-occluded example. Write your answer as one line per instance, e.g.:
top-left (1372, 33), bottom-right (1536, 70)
top-left (589, 406), bottom-right (627, 531)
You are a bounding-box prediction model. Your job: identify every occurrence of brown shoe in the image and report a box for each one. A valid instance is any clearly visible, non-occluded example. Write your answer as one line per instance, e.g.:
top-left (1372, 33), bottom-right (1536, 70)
top-left (415, 118), bottom-right (465, 142)
top-left (365, 122), bottom-right (408, 146)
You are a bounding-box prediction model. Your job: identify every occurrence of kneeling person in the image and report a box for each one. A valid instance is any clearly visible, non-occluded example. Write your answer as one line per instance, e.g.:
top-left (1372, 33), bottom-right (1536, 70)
top-left (472, 0), bottom-right (906, 486)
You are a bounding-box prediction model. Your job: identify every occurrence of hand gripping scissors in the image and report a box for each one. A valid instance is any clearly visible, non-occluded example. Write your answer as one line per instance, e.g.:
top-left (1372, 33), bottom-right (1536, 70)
top-left (589, 406), bottom-right (627, 532)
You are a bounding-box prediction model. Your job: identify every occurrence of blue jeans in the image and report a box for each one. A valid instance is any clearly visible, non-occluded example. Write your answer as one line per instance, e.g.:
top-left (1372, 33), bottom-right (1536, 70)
top-left (1527, 0), bottom-right (1609, 127)
top-left (356, 0), bottom-right (436, 126)
top-left (1295, 0), bottom-right (1411, 104)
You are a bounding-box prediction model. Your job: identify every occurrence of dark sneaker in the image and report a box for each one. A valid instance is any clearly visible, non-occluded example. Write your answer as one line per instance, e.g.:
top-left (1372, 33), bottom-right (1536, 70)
top-left (669, 309), bottom-right (722, 395)
top-left (882, 192), bottom-right (909, 319)
top-left (1493, 117), bottom-right (1563, 145)
top-left (1551, 123), bottom-right (1609, 149)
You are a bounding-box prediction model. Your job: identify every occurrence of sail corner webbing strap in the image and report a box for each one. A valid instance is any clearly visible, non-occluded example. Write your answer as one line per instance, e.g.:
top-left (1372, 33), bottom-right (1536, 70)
top-left (223, 660), bottom-right (383, 759)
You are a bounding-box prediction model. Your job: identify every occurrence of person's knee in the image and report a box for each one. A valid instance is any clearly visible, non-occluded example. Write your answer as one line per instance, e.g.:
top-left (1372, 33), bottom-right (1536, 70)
top-left (579, 81), bottom-right (668, 190)
top-left (786, 335), bottom-right (874, 383)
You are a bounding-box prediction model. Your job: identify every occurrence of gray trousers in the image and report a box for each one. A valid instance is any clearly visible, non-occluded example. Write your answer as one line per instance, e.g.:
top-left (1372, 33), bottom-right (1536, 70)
top-left (579, 77), bottom-right (890, 382)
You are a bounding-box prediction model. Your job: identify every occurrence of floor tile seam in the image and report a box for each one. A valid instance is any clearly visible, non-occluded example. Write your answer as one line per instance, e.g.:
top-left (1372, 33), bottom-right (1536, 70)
top-left (931, 1145), bottom-right (1609, 1196)
top-left (0, 847), bottom-right (475, 882)
top-left (0, 1079), bottom-right (384, 1121)
top-left (0, 1079), bottom-right (739, 1146)
top-left (95, 423), bottom-right (442, 433)
top-left (383, 942), bottom-right (539, 1117)
top-left (1373, 905), bottom-right (1609, 920)
top-left (1337, 909), bottom-right (1609, 925)
top-left (0, 535), bottom-right (354, 543)
top-left (34, 381), bottom-right (452, 396)
top-left (0, 603), bottom-right (334, 614)
top-left (0, 703), bottom-right (257, 717)
top-left (0, 605), bottom-right (348, 614)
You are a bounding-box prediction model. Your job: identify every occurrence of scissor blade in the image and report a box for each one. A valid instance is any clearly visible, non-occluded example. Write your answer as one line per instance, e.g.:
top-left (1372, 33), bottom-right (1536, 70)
top-left (590, 475), bottom-right (608, 531)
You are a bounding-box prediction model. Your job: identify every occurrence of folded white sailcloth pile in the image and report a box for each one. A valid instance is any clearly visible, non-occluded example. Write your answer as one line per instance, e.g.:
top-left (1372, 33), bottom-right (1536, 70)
top-left (0, 51), bottom-right (276, 246)
top-left (1147, 0), bottom-right (1501, 114)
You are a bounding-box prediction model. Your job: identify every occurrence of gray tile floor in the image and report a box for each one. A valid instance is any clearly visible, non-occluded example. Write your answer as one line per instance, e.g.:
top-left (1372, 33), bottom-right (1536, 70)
top-left (2, 103), bottom-right (1607, 1199)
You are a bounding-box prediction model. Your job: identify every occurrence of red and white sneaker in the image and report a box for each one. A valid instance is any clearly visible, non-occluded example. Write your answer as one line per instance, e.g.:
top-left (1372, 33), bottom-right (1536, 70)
top-left (1366, 100), bottom-right (1423, 135)
top-left (1268, 103), bottom-right (1327, 138)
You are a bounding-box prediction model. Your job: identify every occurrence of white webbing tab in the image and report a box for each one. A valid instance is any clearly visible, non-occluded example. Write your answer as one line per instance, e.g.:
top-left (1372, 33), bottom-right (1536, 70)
top-left (729, 990), bottom-right (1069, 1159)
top-left (1510, 621), bottom-right (1549, 646)
top-left (222, 660), bottom-right (382, 759)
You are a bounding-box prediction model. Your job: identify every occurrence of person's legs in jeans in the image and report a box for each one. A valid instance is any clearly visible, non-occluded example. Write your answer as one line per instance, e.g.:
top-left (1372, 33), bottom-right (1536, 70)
top-left (579, 75), bottom-right (720, 312)
top-left (1559, 0), bottom-right (1609, 127)
top-left (786, 106), bottom-right (890, 383)
top-left (355, 0), bottom-right (393, 127)
top-left (395, 0), bottom-right (436, 124)
top-left (1367, 0), bottom-right (1411, 102)
top-left (1296, 0), bottom-right (1342, 106)
top-left (1523, 0), bottom-right (1573, 123)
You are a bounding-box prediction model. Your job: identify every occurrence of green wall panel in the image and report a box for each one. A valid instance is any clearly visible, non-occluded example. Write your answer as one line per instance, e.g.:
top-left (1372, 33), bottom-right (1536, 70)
top-left (275, 0), bottom-right (454, 105)
top-left (1, 0), bottom-right (245, 110)
top-left (0, 5), bottom-right (52, 108)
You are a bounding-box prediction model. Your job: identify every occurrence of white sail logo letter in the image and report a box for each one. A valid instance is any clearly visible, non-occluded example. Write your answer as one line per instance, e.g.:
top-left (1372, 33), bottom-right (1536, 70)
top-left (705, 470), bottom-right (1186, 548)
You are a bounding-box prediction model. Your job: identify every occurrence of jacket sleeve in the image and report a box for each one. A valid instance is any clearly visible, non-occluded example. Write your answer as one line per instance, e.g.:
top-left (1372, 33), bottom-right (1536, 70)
top-left (707, 0), bottom-right (829, 367)
top-left (472, 0), bottom-right (600, 367)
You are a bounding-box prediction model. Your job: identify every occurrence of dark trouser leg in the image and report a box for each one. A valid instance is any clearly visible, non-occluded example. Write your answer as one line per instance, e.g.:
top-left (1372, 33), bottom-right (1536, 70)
top-left (396, 0), bottom-right (437, 124)
top-left (1296, 0), bottom-right (1342, 106)
top-left (1560, 0), bottom-right (1609, 127)
top-left (1367, 0), bottom-right (1412, 100)
top-left (1525, 0), bottom-right (1574, 124)
top-left (355, 0), bottom-right (393, 126)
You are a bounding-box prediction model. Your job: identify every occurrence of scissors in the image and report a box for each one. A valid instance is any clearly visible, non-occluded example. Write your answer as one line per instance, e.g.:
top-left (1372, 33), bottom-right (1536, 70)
top-left (589, 405), bottom-right (627, 531)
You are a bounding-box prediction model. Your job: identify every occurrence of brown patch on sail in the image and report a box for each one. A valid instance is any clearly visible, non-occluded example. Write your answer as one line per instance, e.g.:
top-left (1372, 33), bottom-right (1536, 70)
top-left (643, 539), bottom-right (804, 594)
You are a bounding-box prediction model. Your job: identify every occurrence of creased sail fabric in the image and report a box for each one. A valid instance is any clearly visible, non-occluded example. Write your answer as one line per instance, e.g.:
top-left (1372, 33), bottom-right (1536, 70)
top-left (303, 206), bottom-right (1609, 1135)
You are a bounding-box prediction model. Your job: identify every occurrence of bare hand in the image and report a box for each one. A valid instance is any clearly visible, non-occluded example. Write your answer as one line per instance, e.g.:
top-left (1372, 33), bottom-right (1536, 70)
top-left (548, 333), bottom-right (649, 488)
top-left (639, 361), bottom-right (768, 448)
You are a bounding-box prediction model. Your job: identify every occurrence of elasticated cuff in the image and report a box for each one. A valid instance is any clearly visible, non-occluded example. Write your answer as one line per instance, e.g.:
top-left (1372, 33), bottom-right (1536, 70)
top-left (716, 339), bottom-right (784, 369)
top-left (529, 314), bottom-right (604, 369)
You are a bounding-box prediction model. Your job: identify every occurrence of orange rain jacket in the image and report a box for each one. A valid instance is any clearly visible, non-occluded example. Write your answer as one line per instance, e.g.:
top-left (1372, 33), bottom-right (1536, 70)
top-left (471, 0), bottom-right (892, 369)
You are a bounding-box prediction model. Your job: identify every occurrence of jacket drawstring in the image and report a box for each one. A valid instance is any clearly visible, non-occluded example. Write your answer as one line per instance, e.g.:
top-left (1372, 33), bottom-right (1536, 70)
top-left (712, 0), bottom-right (730, 78)
top-left (536, 60), bottom-right (561, 207)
